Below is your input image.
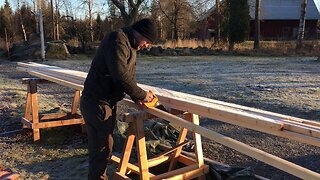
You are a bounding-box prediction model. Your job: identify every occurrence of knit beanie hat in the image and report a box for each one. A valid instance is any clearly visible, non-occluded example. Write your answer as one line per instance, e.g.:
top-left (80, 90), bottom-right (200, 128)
top-left (132, 18), bottom-right (157, 43)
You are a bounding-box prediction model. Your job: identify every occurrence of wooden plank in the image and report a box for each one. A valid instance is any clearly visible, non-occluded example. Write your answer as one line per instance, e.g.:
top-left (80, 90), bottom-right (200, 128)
top-left (23, 90), bottom-right (31, 128)
top-left (120, 100), bottom-right (320, 179)
top-left (150, 164), bottom-right (199, 180)
top-left (112, 155), bottom-right (140, 175)
top-left (39, 113), bottom-right (69, 120)
top-left (121, 99), bottom-right (320, 147)
top-left (138, 84), bottom-right (320, 127)
top-left (122, 112), bottom-right (156, 123)
top-left (191, 114), bottom-right (206, 180)
top-left (283, 123), bottom-right (320, 138)
top-left (190, 114), bottom-right (205, 168)
top-left (177, 154), bottom-right (197, 166)
top-left (0, 171), bottom-right (20, 180)
top-left (113, 172), bottom-right (131, 180)
top-left (148, 141), bottom-right (189, 168)
top-left (28, 71), bottom-right (83, 90)
top-left (165, 165), bottom-right (209, 180)
top-left (18, 62), bottom-right (87, 81)
top-left (148, 156), bottom-right (170, 168)
top-left (32, 118), bottom-right (84, 129)
top-left (122, 109), bottom-right (184, 123)
top-left (111, 156), bottom-right (155, 177)
top-left (18, 62), bottom-right (320, 130)
top-left (28, 62), bottom-right (88, 79)
top-left (19, 62), bottom-right (318, 132)
top-left (17, 63), bottom-right (320, 145)
top-left (21, 77), bottom-right (51, 84)
top-left (142, 106), bottom-right (320, 179)
top-left (19, 63), bottom-right (320, 128)
top-left (135, 119), bottom-right (150, 180)
top-left (21, 117), bottom-right (32, 128)
top-left (153, 141), bottom-right (190, 158)
top-left (71, 90), bottom-right (81, 118)
top-left (139, 84), bottom-right (320, 131)
top-left (30, 81), bottom-right (40, 141)
top-left (21, 67), bottom-right (84, 86)
top-left (169, 114), bottom-right (190, 171)
top-left (119, 128), bottom-right (135, 174)
top-left (159, 98), bottom-right (320, 143)
top-left (159, 144), bottom-right (223, 167)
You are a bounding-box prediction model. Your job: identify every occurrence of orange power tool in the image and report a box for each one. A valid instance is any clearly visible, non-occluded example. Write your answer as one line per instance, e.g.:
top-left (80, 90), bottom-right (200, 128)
top-left (143, 94), bottom-right (159, 108)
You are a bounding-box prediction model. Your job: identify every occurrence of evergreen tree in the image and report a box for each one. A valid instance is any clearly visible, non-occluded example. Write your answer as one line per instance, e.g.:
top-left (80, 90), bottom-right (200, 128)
top-left (94, 14), bottom-right (104, 40)
top-left (227, 0), bottom-right (250, 50)
top-left (0, 0), bottom-right (13, 40)
top-left (17, 4), bottom-right (35, 41)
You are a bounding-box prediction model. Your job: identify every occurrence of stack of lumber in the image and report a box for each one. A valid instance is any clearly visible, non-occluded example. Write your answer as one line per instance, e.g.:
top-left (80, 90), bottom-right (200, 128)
top-left (0, 166), bottom-right (19, 180)
top-left (17, 62), bottom-right (320, 147)
top-left (17, 62), bottom-right (320, 179)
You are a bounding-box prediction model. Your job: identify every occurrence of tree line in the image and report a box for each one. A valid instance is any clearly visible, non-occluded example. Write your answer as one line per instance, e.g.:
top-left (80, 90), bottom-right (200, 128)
top-left (0, 0), bottom-right (308, 50)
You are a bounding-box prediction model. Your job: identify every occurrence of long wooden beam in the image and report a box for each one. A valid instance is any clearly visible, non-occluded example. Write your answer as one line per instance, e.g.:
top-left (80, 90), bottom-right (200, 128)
top-left (138, 83), bottom-right (320, 128)
top-left (17, 62), bottom-right (320, 178)
top-left (17, 62), bottom-right (320, 128)
top-left (18, 62), bottom-right (87, 81)
top-left (17, 63), bottom-right (320, 147)
top-left (17, 62), bottom-right (314, 126)
top-left (122, 100), bottom-right (320, 180)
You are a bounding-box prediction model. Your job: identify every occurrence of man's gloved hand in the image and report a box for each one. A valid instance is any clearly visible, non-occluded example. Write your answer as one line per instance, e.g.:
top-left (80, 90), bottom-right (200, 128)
top-left (143, 90), bottom-right (155, 103)
top-left (136, 90), bottom-right (154, 107)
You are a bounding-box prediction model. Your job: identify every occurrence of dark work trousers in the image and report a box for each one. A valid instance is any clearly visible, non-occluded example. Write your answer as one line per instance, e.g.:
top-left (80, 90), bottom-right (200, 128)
top-left (80, 95), bottom-right (117, 180)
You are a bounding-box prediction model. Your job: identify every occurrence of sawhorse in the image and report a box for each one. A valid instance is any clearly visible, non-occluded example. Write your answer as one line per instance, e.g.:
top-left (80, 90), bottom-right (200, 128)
top-left (21, 78), bottom-right (84, 141)
top-left (111, 109), bottom-right (209, 179)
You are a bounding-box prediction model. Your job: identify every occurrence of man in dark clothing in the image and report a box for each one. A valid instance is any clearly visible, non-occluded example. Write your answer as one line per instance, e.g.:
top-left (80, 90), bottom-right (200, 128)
top-left (80, 18), bottom-right (157, 180)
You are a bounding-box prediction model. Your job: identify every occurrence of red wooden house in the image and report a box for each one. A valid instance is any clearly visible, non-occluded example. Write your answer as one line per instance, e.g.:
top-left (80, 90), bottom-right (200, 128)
top-left (198, 0), bottom-right (320, 40)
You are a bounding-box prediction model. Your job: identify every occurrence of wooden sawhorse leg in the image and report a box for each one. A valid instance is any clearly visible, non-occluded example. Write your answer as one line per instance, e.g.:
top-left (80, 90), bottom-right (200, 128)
top-left (114, 118), bottom-right (150, 180)
top-left (22, 78), bottom-right (84, 142)
top-left (112, 109), bottom-right (208, 180)
top-left (23, 79), bottom-right (40, 141)
top-left (169, 113), bottom-right (205, 180)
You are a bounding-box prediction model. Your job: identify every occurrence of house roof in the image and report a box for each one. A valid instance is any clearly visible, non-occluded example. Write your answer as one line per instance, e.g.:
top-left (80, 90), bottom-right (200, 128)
top-left (200, 0), bottom-right (320, 21)
top-left (249, 0), bottom-right (320, 20)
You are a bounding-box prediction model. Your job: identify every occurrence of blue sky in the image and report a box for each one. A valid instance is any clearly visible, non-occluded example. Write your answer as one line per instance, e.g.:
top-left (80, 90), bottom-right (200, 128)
top-left (0, 0), bottom-right (112, 19)
top-left (0, 0), bottom-right (5, 7)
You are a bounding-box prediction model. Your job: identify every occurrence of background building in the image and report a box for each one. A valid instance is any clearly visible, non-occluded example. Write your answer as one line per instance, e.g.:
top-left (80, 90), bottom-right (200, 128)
top-left (198, 0), bottom-right (320, 40)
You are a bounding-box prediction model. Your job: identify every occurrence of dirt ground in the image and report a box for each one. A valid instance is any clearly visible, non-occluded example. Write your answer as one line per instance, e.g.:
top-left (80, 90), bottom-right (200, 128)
top-left (0, 55), bottom-right (320, 179)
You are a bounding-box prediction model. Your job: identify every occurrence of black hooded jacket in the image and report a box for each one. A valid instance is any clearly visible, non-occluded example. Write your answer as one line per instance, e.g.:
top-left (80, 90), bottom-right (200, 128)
top-left (82, 27), bottom-right (147, 105)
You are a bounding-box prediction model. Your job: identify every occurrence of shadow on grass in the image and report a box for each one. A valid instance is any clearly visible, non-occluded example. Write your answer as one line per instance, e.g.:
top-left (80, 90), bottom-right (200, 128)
top-left (16, 154), bottom-right (88, 179)
top-left (239, 154), bottom-right (320, 179)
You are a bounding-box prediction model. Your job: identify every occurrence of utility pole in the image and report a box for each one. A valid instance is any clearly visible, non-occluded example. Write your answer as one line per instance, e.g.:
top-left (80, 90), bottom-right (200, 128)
top-left (254, 0), bottom-right (260, 49)
top-left (51, 0), bottom-right (55, 40)
top-left (296, 0), bottom-right (308, 50)
top-left (215, 0), bottom-right (221, 43)
top-left (39, 9), bottom-right (45, 61)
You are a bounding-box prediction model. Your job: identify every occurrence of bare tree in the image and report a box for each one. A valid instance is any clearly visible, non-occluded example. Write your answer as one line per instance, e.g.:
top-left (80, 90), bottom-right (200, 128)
top-left (55, 0), bottom-right (61, 40)
top-left (62, 0), bottom-right (74, 17)
top-left (110, 0), bottom-right (145, 26)
top-left (17, 0), bottom-right (28, 41)
top-left (296, 0), bottom-right (307, 50)
top-left (254, 0), bottom-right (260, 49)
top-left (50, 0), bottom-right (55, 40)
top-left (159, 0), bottom-right (193, 39)
top-left (86, 0), bottom-right (94, 42)
top-left (215, 0), bottom-right (220, 42)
